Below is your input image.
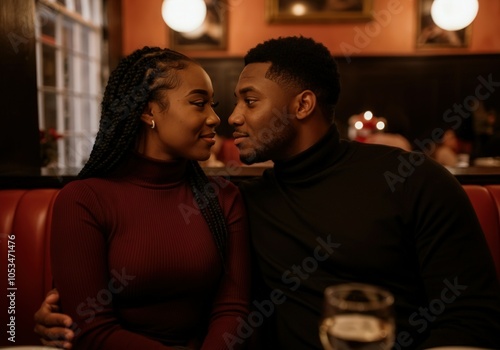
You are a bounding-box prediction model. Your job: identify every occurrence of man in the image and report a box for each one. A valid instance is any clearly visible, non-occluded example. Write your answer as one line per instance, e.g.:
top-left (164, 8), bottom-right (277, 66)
top-left (35, 36), bottom-right (500, 349)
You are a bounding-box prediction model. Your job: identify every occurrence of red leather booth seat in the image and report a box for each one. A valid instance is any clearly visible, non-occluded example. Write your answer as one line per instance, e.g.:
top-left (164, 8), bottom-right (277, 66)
top-left (462, 185), bottom-right (500, 279)
top-left (0, 185), bottom-right (499, 346)
top-left (0, 189), bottom-right (59, 346)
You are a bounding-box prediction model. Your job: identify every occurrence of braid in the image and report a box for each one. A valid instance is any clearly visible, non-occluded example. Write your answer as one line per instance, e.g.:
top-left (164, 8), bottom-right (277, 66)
top-left (80, 46), bottom-right (228, 265)
top-left (187, 161), bottom-right (229, 266)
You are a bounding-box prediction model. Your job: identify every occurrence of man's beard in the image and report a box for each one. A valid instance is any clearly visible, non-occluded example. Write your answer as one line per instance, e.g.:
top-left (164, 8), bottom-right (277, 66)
top-left (239, 117), bottom-right (296, 165)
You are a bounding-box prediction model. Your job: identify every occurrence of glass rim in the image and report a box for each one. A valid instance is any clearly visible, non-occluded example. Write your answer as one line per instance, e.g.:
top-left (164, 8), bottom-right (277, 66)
top-left (324, 283), bottom-right (394, 312)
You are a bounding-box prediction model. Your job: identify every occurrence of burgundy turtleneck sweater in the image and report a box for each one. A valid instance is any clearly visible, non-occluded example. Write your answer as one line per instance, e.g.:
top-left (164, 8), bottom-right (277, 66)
top-left (51, 153), bottom-right (250, 349)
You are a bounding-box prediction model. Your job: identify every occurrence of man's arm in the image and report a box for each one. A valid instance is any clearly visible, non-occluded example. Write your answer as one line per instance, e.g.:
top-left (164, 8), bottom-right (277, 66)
top-left (406, 157), bottom-right (500, 348)
top-left (33, 289), bottom-right (74, 349)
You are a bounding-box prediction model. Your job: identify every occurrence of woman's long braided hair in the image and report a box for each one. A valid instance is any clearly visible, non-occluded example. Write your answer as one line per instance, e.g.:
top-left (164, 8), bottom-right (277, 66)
top-left (79, 46), bottom-right (228, 264)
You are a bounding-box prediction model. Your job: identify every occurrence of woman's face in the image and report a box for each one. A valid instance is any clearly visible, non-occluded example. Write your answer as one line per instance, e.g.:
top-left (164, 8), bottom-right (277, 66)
top-left (141, 63), bottom-right (220, 161)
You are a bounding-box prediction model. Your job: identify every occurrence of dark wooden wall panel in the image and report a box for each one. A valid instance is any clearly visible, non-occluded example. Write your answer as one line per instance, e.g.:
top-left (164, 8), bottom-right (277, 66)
top-left (335, 55), bottom-right (500, 145)
top-left (198, 54), bottom-right (500, 147)
top-left (0, 0), bottom-right (41, 176)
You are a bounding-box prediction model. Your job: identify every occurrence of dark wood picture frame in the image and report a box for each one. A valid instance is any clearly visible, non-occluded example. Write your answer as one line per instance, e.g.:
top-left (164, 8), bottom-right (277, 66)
top-left (170, 0), bottom-right (227, 51)
top-left (266, 0), bottom-right (373, 23)
top-left (416, 0), bottom-right (471, 48)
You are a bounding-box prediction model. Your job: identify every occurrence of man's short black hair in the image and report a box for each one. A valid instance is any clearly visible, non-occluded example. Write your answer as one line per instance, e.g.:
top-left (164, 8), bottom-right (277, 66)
top-left (244, 36), bottom-right (341, 123)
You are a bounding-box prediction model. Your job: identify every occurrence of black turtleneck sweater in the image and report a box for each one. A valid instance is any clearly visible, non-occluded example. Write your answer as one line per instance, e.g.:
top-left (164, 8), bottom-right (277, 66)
top-left (51, 153), bottom-right (250, 349)
top-left (238, 126), bottom-right (500, 350)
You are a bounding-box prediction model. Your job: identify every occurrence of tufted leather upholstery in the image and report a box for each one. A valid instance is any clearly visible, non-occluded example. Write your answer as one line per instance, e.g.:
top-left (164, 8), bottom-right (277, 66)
top-left (0, 189), bottom-right (59, 346)
top-left (462, 185), bottom-right (500, 279)
top-left (0, 185), bottom-right (499, 346)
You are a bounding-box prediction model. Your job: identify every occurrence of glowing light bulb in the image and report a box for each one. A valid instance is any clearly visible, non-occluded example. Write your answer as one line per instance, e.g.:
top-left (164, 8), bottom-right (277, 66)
top-left (354, 121), bottom-right (364, 130)
top-left (431, 0), bottom-right (478, 31)
top-left (376, 121), bottom-right (386, 130)
top-left (364, 111), bottom-right (373, 121)
top-left (291, 3), bottom-right (307, 16)
top-left (162, 0), bottom-right (207, 33)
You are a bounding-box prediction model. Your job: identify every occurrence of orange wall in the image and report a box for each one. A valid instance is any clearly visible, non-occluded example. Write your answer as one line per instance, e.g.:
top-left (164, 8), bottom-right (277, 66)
top-left (122, 0), bottom-right (500, 57)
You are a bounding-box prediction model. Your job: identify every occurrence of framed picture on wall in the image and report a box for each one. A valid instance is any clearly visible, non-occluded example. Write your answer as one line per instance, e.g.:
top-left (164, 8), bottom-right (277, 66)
top-left (266, 0), bottom-right (373, 22)
top-left (416, 0), bottom-right (471, 48)
top-left (170, 0), bottom-right (227, 50)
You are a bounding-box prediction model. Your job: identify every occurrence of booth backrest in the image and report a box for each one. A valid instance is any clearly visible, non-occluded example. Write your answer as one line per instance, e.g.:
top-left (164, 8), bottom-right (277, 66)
top-left (1, 189), bottom-right (59, 346)
top-left (462, 185), bottom-right (500, 278)
top-left (0, 185), bottom-right (499, 346)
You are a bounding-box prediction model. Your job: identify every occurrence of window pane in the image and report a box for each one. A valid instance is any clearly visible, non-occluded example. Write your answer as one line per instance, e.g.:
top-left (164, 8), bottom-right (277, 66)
top-left (43, 92), bottom-right (57, 129)
top-left (90, 0), bottom-right (102, 26)
top-left (90, 96), bottom-right (100, 131)
top-left (42, 44), bottom-right (57, 87)
top-left (81, 0), bottom-right (91, 20)
top-left (81, 59), bottom-right (90, 93)
top-left (74, 0), bottom-right (82, 15)
top-left (88, 30), bottom-right (97, 58)
top-left (81, 135), bottom-right (93, 163)
top-left (64, 95), bottom-right (74, 130)
top-left (66, 134), bottom-right (94, 168)
top-left (80, 26), bottom-right (89, 54)
top-left (64, 51), bottom-right (75, 90)
top-left (40, 7), bottom-right (56, 44)
top-left (89, 58), bottom-right (99, 93)
top-left (81, 99), bottom-right (91, 131)
top-left (63, 19), bottom-right (74, 50)
top-left (63, 95), bottom-right (76, 167)
top-left (63, 134), bottom-right (77, 166)
top-left (64, 0), bottom-right (74, 11)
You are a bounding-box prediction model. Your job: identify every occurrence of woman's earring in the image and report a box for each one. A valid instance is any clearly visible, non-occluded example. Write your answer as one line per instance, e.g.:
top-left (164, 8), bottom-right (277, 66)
top-left (151, 120), bottom-right (155, 129)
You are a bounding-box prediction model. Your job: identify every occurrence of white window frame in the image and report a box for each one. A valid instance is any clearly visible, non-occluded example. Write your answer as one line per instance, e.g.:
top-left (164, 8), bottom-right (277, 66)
top-left (35, 0), bottom-right (104, 173)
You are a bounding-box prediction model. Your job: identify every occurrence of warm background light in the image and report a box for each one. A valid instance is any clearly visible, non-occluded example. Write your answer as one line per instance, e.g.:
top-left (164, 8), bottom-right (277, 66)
top-left (161, 0), bottom-right (207, 33)
top-left (376, 121), bottom-right (386, 130)
top-left (431, 0), bottom-right (479, 31)
top-left (291, 3), bottom-right (307, 16)
top-left (363, 111), bottom-right (373, 120)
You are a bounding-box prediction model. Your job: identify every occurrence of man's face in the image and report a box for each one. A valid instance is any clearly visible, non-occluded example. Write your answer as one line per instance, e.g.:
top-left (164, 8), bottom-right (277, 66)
top-left (228, 62), bottom-right (297, 164)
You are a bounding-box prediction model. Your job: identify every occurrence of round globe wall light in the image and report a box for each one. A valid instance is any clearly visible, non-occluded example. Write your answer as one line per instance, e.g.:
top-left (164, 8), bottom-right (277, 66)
top-left (430, 0), bottom-right (479, 31)
top-left (161, 0), bottom-right (207, 33)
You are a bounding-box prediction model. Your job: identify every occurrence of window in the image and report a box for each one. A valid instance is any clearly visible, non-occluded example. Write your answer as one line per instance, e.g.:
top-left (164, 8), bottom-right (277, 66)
top-left (35, 0), bottom-right (105, 173)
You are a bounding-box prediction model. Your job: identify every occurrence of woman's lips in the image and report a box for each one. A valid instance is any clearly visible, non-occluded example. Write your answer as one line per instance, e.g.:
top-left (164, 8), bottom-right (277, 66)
top-left (200, 132), bottom-right (216, 145)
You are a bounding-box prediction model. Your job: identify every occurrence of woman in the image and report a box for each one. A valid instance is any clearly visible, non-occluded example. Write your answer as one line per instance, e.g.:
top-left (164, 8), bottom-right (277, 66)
top-left (49, 47), bottom-right (250, 349)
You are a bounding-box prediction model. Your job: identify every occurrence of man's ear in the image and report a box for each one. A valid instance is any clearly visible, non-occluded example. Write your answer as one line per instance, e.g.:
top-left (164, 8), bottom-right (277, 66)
top-left (295, 90), bottom-right (316, 120)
